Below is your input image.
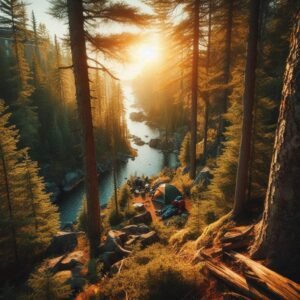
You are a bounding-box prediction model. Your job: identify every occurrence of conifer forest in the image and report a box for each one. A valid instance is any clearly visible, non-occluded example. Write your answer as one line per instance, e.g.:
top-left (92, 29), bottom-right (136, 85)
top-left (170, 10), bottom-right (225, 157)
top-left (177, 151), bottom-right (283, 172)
top-left (0, 0), bottom-right (300, 299)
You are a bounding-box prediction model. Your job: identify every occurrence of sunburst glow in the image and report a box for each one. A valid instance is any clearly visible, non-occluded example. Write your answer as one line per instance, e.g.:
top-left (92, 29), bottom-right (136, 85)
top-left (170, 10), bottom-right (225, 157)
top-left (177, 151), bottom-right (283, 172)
top-left (135, 43), bottom-right (160, 62)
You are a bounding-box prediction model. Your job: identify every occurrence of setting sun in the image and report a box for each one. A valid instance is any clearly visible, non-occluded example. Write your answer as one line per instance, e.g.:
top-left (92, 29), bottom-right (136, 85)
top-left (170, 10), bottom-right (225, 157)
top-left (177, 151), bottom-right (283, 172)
top-left (136, 44), bottom-right (160, 62)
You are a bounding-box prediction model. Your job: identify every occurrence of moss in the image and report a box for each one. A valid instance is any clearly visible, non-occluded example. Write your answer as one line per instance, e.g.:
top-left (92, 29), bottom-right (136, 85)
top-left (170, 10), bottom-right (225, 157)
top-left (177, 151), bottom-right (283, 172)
top-left (99, 244), bottom-right (204, 300)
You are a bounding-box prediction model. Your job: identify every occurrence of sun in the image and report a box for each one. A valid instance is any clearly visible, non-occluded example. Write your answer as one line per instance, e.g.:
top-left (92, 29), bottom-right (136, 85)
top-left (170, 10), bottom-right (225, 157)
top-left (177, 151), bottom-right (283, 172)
top-left (135, 43), bottom-right (160, 63)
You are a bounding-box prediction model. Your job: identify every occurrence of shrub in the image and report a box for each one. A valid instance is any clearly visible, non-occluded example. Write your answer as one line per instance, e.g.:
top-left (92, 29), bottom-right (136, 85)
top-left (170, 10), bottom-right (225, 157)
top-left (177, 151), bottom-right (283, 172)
top-left (108, 211), bottom-right (124, 226)
top-left (99, 244), bottom-right (204, 300)
top-left (28, 269), bottom-right (72, 300)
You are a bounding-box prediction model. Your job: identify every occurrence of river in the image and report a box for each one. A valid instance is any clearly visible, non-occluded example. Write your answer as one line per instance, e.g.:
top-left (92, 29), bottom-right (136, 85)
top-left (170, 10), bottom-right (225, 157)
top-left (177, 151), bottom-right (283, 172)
top-left (58, 84), bottom-right (179, 225)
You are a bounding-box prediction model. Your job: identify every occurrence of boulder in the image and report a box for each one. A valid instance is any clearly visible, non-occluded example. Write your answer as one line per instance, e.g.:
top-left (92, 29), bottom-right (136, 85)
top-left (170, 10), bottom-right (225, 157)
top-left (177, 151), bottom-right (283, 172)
top-left (131, 211), bottom-right (152, 225)
top-left (48, 231), bottom-right (78, 255)
top-left (130, 111), bottom-right (146, 122)
top-left (140, 231), bottom-right (159, 248)
top-left (53, 270), bottom-right (86, 292)
top-left (99, 251), bottom-right (124, 270)
top-left (62, 222), bottom-right (75, 232)
top-left (121, 224), bottom-right (150, 235)
top-left (58, 251), bottom-right (85, 272)
top-left (70, 275), bottom-right (87, 292)
top-left (101, 231), bottom-right (131, 254)
top-left (149, 138), bottom-right (161, 149)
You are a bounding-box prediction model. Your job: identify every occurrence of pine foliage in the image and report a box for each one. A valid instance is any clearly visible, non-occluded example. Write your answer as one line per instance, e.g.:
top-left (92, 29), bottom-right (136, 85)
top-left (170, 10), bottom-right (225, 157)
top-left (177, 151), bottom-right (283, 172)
top-left (0, 101), bottom-right (59, 277)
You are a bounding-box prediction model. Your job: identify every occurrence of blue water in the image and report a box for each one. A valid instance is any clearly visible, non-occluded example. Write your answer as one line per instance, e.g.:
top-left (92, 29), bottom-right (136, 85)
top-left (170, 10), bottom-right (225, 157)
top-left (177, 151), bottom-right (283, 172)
top-left (58, 84), bottom-right (178, 224)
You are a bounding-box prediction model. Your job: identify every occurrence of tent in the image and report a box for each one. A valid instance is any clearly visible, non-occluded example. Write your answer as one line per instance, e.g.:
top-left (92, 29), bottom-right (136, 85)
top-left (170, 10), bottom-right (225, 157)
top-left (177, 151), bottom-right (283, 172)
top-left (153, 183), bottom-right (182, 205)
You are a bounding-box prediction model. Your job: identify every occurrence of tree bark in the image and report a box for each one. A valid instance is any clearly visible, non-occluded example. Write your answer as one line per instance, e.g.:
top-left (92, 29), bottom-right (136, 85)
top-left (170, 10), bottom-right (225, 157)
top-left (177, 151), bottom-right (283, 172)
top-left (251, 12), bottom-right (300, 281)
top-left (217, 0), bottom-right (233, 144)
top-left (0, 150), bottom-right (19, 264)
top-left (233, 0), bottom-right (260, 218)
top-left (203, 0), bottom-right (212, 162)
top-left (189, 0), bottom-right (200, 179)
top-left (67, 0), bottom-right (101, 258)
top-left (223, 0), bottom-right (233, 113)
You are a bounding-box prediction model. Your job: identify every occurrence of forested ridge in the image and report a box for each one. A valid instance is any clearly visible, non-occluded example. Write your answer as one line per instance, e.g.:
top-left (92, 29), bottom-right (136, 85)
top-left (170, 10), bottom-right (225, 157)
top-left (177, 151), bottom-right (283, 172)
top-left (0, 0), bottom-right (300, 299)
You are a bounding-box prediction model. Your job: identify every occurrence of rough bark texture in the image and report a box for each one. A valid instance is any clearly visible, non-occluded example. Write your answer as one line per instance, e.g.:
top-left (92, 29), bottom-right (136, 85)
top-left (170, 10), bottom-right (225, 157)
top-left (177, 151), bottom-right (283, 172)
top-left (251, 11), bottom-right (300, 281)
top-left (67, 0), bottom-right (101, 258)
top-left (190, 0), bottom-right (200, 179)
top-left (233, 0), bottom-right (260, 218)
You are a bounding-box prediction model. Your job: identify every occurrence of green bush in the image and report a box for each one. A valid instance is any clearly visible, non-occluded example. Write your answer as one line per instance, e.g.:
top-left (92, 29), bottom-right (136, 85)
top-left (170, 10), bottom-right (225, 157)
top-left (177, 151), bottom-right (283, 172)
top-left (100, 244), bottom-right (204, 299)
top-left (27, 269), bottom-right (72, 300)
top-left (108, 211), bottom-right (124, 226)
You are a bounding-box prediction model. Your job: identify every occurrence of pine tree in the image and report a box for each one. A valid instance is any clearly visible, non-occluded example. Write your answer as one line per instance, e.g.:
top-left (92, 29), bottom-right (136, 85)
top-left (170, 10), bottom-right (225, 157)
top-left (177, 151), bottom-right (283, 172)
top-left (233, 0), bottom-right (261, 219)
top-left (0, 0), bottom-right (39, 149)
top-left (66, 0), bottom-right (101, 257)
top-left (0, 100), bottom-right (59, 277)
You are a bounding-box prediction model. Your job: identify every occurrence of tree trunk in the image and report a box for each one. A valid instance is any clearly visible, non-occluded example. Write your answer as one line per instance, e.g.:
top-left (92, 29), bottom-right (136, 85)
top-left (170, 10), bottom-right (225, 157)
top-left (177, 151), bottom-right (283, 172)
top-left (0, 150), bottom-right (19, 264)
top-left (233, 0), bottom-right (260, 218)
top-left (203, 0), bottom-right (212, 162)
top-left (189, 0), bottom-right (200, 179)
top-left (251, 12), bottom-right (300, 281)
top-left (223, 0), bottom-right (233, 113)
top-left (217, 0), bottom-right (233, 144)
top-left (67, 0), bottom-right (100, 258)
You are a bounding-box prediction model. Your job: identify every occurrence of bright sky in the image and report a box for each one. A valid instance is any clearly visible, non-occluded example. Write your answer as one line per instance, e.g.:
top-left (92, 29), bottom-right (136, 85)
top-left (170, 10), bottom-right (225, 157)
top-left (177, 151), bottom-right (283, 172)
top-left (27, 0), bottom-right (160, 80)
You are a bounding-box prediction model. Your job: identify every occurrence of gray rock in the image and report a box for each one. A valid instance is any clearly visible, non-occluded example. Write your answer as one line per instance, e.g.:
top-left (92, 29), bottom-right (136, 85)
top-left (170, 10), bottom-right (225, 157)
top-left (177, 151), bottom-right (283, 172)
top-left (99, 251), bottom-right (124, 270)
top-left (101, 231), bottom-right (131, 254)
top-left (149, 138), bottom-right (161, 148)
top-left (56, 251), bottom-right (85, 272)
top-left (140, 231), bottom-right (159, 248)
top-left (131, 211), bottom-right (152, 225)
top-left (130, 111), bottom-right (146, 122)
top-left (48, 231), bottom-right (78, 255)
top-left (70, 276), bottom-right (87, 292)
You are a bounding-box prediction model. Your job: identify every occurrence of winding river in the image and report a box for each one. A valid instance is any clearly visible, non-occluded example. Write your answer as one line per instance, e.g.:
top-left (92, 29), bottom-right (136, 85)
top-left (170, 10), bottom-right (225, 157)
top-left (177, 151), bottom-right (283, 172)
top-left (58, 84), bottom-right (179, 225)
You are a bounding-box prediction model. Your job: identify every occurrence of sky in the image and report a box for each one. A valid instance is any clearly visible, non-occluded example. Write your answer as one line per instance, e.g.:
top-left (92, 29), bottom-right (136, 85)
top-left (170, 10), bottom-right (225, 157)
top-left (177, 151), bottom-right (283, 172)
top-left (28, 0), bottom-right (153, 38)
top-left (27, 0), bottom-right (158, 80)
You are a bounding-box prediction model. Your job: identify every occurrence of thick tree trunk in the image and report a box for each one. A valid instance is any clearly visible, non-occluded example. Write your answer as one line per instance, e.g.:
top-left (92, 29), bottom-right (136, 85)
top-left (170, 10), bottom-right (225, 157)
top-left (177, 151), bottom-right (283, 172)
top-left (233, 0), bottom-right (260, 218)
top-left (67, 0), bottom-right (101, 258)
top-left (189, 0), bottom-right (200, 179)
top-left (251, 12), bottom-right (300, 281)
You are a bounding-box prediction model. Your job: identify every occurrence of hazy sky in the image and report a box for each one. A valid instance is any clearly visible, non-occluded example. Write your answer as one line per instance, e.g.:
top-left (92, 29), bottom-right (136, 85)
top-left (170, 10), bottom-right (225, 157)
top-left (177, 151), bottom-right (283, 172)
top-left (27, 0), bottom-right (157, 80)
top-left (27, 0), bottom-right (152, 39)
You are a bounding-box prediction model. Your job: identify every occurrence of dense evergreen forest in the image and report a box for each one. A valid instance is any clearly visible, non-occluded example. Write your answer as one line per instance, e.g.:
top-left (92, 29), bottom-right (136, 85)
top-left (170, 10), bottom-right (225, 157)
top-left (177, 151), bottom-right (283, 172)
top-left (0, 0), bottom-right (300, 299)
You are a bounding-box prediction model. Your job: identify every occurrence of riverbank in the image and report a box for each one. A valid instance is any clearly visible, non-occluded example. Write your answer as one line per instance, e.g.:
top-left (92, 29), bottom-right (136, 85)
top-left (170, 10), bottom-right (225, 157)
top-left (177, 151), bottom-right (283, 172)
top-left (57, 85), bottom-right (181, 225)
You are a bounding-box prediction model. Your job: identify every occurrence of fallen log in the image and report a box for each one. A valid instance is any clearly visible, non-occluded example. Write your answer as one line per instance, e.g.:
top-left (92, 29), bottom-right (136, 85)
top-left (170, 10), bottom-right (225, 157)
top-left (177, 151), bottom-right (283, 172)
top-left (205, 260), bottom-right (268, 300)
top-left (229, 252), bottom-right (300, 300)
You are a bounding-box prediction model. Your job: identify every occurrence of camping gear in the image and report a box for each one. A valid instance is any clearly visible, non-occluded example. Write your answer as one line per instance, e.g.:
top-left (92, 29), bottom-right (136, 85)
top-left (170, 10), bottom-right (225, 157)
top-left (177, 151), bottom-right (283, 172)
top-left (153, 183), bottom-right (182, 205)
top-left (161, 206), bottom-right (178, 220)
